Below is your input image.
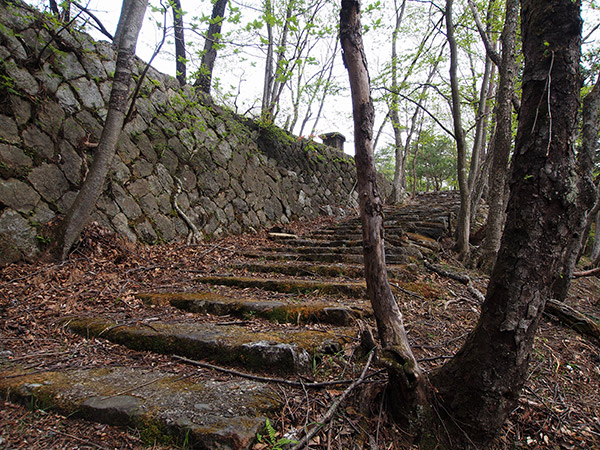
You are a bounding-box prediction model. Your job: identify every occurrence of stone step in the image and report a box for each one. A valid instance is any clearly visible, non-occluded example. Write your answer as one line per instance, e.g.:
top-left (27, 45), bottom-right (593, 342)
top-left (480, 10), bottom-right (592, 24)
top-left (0, 365), bottom-right (280, 450)
top-left (261, 245), bottom-right (408, 256)
top-left (268, 238), bottom-right (363, 248)
top-left (229, 261), bottom-right (419, 280)
top-left (242, 251), bottom-right (411, 265)
top-left (65, 317), bottom-right (353, 374)
top-left (137, 291), bottom-right (368, 326)
top-left (195, 275), bottom-right (368, 298)
top-left (231, 261), bottom-right (365, 277)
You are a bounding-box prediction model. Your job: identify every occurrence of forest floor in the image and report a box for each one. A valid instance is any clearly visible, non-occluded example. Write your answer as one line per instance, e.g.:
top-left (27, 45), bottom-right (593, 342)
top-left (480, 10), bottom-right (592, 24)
top-left (1, 212), bottom-right (599, 450)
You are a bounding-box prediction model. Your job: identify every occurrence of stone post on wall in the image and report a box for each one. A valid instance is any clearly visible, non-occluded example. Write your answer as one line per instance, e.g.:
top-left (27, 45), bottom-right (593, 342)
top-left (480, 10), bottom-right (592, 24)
top-left (320, 132), bottom-right (346, 152)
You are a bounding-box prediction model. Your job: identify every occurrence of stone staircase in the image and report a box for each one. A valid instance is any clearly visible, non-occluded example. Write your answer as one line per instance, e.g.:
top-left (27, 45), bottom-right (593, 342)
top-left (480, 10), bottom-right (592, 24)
top-left (0, 192), bottom-right (460, 449)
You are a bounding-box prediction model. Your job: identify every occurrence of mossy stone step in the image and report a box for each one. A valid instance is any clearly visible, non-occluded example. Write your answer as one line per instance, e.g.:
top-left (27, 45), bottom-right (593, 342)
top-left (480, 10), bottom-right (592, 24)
top-left (196, 275), bottom-right (367, 297)
top-left (65, 317), bottom-right (352, 374)
top-left (0, 365), bottom-right (280, 450)
top-left (266, 238), bottom-right (363, 248)
top-left (229, 261), bottom-right (419, 281)
top-left (137, 291), bottom-right (367, 326)
top-left (243, 251), bottom-right (411, 264)
top-left (264, 245), bottom-right (408, 255)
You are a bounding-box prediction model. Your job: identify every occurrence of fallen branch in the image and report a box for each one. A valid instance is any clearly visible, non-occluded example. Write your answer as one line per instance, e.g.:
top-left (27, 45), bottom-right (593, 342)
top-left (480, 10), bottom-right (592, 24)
top-left (52, 429), bottom-right (111, 450)
top-left (544, 298), bottom-right (600, 345)
top-left (424, 261), bottom-right (486, 303)
top-left (172, 355), bottom-right (359, 388)
top-left (391, 282), bottom-right (425, 300)
top-left (288, 351), bottom-right (375, 450)
top-left (572, 267), bottom-right (600, 278)
top-left (424, 262), bottom-right (600, 345)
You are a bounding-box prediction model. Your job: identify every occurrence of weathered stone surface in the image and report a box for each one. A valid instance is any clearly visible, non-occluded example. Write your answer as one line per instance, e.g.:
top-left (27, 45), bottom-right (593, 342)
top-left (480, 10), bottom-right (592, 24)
top-left (111, 212), bottom-right (136, 242)
top-left (28, 163), bottom-right (69, 203)
top-left (53, 51), bottom-right (86, 80)
top-left (154, 214), bottom-right (176, 241)
top-left (0, 366), bottom-right (280, 450)
top-left (112, 184), bottom-right (142, 220)
top-left (62, 117), bottom-right (86, 146)
top-left (71, 77), bottom-right (104, 109)
top-left (135, 219), bottom-right (157, 243)
top-left (2, 32), bottom-right (27, 60)
top-left (56, 84), bottom-right (81, 113)
top-left (31, 202), bottom-right (56, 224)
top-left (22, 125), bottom-right (54, 159)
top-left (37, 100), bottom-right (66, 137)
top-left (0, 115), bottom-right (20, 144)
top-left (80, 53), bottom-right (107, 80)
top-left (0, 178), bottom-right (40, 212)
top-left (4, 60), bottom-right (39, 95)
top-left (76, 110), bottom-right (103, 141)
top-left (0, 209), bottom-right (38, 261)
top-left (197, 275), bottom-right (368, 298)
top-left (139, 193), bottom-right (159, 216)
top-left (58, 140), bottom-right (82, 184)
top-left (116, 133), bottom-right (139, 165)
top-left (0, 143), bottom-right (32, 178)
top-left (65, 317), bottom-right (351, 374)
top-left (57, 190), bottom-right (78, 213)
top-left (10, 95), bottom-right (31, 126)
top-left (139, 291), bottom-right (366, 326)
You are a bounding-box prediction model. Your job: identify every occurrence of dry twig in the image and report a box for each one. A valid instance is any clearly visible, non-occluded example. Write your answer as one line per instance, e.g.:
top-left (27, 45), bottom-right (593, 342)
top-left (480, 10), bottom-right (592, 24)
top-left (289, 351), bottom-right (375, 450)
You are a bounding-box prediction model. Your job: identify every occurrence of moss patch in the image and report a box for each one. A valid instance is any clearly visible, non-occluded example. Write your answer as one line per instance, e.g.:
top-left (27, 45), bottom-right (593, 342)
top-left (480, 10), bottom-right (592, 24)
top-left (64, 317), bottom-right (354, 374)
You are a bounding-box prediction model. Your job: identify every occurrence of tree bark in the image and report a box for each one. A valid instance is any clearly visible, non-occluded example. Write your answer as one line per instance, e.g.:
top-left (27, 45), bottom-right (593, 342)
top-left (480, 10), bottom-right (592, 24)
top-left (446, 0), bottom-right (470, 258)
top-left (389, 0), bottom-right (407, 203)
top-left (261, 0), bottom-right (274, 119)
top-left (340, 0), bottom-right (428, 428)
top-left (171, 0), bottom-right (186, 87)
top-left (591, 210), bottom-right (600, 262)
top-left (550, 73), bottom-right (600, 300)
top-left (478, 0), bottom-right (519, 271)
top-left (194, 0), bottom-right (227, 94)
top-left (433, 0), bottom-right (584, 445)
top-left (113, 0), bottom-right (132, 47)
top-left (55, 0), bottom-right (147, 260)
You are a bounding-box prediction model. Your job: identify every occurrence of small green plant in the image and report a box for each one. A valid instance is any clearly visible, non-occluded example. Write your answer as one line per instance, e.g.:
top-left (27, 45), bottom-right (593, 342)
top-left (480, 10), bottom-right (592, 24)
top-left (256, 418), bottom-right (297, 450)
top-left (36, 234), bottom-right (52, 245)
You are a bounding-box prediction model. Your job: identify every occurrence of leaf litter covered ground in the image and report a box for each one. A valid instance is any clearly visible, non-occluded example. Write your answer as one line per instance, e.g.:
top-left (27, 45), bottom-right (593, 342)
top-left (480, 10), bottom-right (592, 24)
top-left (1, 217), bottom-right (599, 450)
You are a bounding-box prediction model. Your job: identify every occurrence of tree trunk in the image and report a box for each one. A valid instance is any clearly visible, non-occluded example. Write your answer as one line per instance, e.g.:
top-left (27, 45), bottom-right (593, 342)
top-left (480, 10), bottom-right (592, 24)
top-left (113, 0), bottom-right (133, 47)
top-left (340, 0), bottom-right (428, 427)
top-left (433, 0), bottom-right (584, 445)
top-left (389, 0), bottom-right (407, 203)
top-left (446, 0), bottom-right (470, 258)
top-left (478, 0), bottom-right (519, 271)
top-left (171, 0), bottom-right (186, 87)
top-left (55, 0), bottom-right (147, 260)
top-left (591, 211), bottom-right (600, 262)
top-left (550, 72), bottom-right (600, 301)
top-left (261, 0), bottom-right (275, 119)
top-left (194, 0), bottom-right (227, 94)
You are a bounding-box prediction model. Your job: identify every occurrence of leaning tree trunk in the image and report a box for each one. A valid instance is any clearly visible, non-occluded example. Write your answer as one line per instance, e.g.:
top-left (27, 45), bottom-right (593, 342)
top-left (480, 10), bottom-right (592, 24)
top-left (446, 0), bottom-right (471, 259)
top-left (172, 0), bottom-right (186, 86)
top-left (478, 0), bottom-right (519, 271)
top-left (432, 0), bottom-right (584, 446)
top-left (340, 0), bottom-right (428, 428)
top-left (194, 0), bottom-right (227, 94)
top-left (55, 0), bottom-right (147, 260)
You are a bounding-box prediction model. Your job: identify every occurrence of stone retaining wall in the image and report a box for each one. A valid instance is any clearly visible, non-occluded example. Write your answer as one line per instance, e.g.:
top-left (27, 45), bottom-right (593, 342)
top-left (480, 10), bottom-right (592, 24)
top-left (0, 0), bottom-right (386, 265)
